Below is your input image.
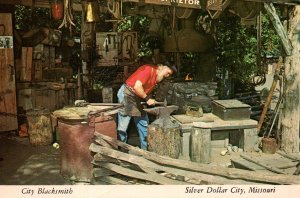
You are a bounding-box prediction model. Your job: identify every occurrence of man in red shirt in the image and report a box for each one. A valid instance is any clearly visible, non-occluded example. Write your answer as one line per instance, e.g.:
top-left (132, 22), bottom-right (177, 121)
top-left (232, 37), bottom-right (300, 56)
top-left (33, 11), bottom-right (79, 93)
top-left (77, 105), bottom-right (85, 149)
top-left (117, 62), bottom-right (177, 150)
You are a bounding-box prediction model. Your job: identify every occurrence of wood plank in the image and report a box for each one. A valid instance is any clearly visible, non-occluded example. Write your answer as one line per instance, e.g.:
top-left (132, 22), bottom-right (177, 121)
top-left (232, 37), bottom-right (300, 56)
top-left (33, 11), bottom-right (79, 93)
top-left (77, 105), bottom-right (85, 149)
top-left (93, 168), bottom-right (116, 177)
top-left (98, 162), bottom-right (188, 185)
top-left (174, 113), bottom-right (257, 131)
top-left (90, 142), bottom-right (258, 184)
top-left (143, 0), bottom-right (202, 9)
top-left (0, 13), bottom-right (18, 132)
top-left (20, 47), bottom-right (33, 81)
top-left (94, 133), bottom-right (300, 184)
top-left (213, 100), bottom-right (250, 109)
top-left (207, 0), bottom-right (232, 19)
top-left (193, 118), bottom-right (257, 131)
top-left (276, 150), bottom-right (300, 161)
top-left (240, 154), bottom-right (288, 174)
top-left (245, 0), bottom-right (300, 5)
top-left (231, 157), bottom-right (266, 171)
top-left (172, 114), bottom-right (214, 124)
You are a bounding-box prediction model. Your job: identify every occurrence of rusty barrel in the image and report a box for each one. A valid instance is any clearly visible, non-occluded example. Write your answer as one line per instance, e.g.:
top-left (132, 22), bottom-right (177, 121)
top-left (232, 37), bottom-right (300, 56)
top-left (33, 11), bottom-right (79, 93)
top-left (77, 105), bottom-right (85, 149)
top-left (52, 105), bottom-right (119, 182)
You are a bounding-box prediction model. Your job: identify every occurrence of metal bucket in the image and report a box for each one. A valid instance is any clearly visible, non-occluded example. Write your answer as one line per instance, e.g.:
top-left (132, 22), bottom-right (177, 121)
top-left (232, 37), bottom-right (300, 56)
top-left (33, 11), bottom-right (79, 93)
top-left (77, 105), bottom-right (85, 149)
top-left (262, 137), bottom-right (277, 154)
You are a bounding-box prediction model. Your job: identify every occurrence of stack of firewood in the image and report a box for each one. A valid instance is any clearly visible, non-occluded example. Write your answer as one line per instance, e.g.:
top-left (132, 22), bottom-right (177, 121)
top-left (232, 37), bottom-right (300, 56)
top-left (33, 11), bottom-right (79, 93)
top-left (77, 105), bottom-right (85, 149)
top-left (89, 133), bottom-right (300, 185)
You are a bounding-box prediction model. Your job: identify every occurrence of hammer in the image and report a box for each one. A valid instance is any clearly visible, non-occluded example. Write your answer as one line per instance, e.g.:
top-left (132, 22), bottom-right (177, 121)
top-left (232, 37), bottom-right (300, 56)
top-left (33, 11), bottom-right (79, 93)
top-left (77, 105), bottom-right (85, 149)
top-left (141, 98), bottom-right (167, 106)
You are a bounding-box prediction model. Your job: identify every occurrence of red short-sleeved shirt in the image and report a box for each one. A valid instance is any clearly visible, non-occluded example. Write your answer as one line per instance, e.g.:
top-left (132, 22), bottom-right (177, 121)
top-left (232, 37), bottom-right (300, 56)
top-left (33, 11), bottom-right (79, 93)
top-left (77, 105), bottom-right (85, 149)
top-left (126, 64), bottom-right (157, 94)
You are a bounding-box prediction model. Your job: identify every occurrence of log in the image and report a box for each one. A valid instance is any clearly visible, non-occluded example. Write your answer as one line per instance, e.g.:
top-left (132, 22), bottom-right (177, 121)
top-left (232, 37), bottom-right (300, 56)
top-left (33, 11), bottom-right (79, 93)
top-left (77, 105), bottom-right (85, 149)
top-left (147, 123), bottom-right (181, 159)
top-left (94, 133), bottom-right (300, 184)
top-left (264, 3), bottom-right (292, 55)
top-left (90, 142), bottom-right (259, 185)
top-left (240, 154), bottom-right (287, 174)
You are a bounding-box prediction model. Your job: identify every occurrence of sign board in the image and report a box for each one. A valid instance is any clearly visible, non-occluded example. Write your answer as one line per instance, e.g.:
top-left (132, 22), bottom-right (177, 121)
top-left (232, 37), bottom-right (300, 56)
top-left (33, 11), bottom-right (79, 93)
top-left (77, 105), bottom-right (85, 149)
top-left (144, 0), bottom-right (201, 9)
top-left (0, 36), bottom-right (13, 48)
top-left (206, 0), bottom-right (222, 10)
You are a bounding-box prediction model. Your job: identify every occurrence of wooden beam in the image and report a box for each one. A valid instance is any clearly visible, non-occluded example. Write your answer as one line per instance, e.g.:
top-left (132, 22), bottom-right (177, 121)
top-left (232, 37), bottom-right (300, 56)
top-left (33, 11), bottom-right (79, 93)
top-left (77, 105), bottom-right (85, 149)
top-left (90, 142), bottom-right (258, 184)
top-left (245, 0), bottom-right (300, 5)
top-left (207, 0), bottom-right (232, 20)
top-left (96, 162), bottom-right (189, 184)
top-left (240, 154), bottom-right (288, 174)
top-left (0, 0), bottom-right (82, 11)
top-left (93, 133), bottom-right (300, 184)
top-left (277, 150), bottom-right (300, 161)
top-left (123, 0), bottom-right (202, 9)
top-left (264, 3), bottom-right (293, 56)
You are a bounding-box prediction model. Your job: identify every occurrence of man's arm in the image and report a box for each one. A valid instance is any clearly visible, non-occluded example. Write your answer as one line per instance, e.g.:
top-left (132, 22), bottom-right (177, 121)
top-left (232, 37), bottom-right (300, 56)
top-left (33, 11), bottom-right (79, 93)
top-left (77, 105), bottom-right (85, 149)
top-left (133, 80), bottom-right (156, 105)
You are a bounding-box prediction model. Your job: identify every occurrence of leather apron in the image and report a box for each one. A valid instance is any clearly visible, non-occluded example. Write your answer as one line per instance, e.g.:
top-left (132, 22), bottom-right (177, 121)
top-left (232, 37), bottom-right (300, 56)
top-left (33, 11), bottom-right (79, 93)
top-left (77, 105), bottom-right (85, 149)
top-left (123, 85), bottom-right (146, 117)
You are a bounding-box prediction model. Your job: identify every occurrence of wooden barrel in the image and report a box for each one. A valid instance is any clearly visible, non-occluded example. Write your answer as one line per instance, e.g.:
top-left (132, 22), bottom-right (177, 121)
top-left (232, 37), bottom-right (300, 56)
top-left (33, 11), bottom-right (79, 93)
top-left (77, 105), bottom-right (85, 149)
top-left (27, 108), bottom-right (53, 146)
top-left (190, 127), bottom-right (211, 163)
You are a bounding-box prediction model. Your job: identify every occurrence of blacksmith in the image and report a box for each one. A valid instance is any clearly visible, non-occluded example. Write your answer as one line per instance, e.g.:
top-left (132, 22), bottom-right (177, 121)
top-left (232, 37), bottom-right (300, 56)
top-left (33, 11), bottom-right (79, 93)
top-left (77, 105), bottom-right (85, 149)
top-left (117, 62), bottom-right (177, 150)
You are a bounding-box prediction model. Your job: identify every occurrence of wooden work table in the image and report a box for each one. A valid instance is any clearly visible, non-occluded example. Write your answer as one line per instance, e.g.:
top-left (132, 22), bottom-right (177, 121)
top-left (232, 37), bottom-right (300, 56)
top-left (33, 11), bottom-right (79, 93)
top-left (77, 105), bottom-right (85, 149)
top-left (171, 113), bottom-right (259, 163)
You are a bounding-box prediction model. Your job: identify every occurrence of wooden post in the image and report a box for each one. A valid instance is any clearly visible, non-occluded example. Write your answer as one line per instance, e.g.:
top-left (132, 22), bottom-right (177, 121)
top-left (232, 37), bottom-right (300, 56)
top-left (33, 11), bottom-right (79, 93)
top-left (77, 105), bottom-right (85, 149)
top-left (280, 6), bottom-right (300, 153)
top-left (242, 128), bottom-right (258, 152)
top-left (123, 65), bottom-right (129, 80)
top-left (190, 127), bottom-right (211, 163)
top-left (264, 3), bottom-right (292, 56)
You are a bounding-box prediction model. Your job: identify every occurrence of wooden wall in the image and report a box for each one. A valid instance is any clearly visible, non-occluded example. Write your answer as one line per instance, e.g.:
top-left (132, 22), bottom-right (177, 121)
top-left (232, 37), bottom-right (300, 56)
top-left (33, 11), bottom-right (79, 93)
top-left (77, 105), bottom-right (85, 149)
top-left (0, 13), bottom-right (18, 132)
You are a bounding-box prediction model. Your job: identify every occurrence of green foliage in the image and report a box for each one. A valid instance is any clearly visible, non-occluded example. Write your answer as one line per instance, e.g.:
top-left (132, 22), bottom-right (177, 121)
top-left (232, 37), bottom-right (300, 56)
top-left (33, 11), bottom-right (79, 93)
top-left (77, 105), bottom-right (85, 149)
top-left (215, 11), bottom-right (282, 96)
top-left (118, 15), bottom-right (153, 57)
top-left (15, 5), bottom-right (81, 36)
top-left (216, 15), bottom-right (257, 82)
top-left (261, 13), bottom-right (281, 57)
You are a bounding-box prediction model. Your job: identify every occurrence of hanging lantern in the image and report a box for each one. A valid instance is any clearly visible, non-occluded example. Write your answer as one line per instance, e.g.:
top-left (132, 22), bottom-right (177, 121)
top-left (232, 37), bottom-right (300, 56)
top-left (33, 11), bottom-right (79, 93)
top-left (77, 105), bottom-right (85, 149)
top-left (52, 0), bottom-right (64, 20)
top-left (85, 0), bottom-right (100, 23)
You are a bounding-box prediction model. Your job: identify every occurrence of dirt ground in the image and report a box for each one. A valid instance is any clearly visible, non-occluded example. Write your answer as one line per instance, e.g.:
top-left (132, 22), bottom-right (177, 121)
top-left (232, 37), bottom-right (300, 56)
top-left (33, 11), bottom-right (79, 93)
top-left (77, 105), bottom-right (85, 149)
top-left (0, 130), bottom-right (298, 185)
top-left (0, 132), bottom-right (70, 185)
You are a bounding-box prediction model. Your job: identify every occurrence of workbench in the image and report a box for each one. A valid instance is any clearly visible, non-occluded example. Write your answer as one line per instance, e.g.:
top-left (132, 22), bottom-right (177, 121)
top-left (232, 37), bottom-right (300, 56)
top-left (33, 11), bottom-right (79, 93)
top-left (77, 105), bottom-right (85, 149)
top-left (171, 113), bottom-right (258, 163)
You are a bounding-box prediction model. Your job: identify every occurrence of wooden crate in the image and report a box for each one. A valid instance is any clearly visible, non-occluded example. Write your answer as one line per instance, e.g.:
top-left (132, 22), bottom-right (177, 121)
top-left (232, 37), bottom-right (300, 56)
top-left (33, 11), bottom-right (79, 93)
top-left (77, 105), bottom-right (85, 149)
top-left (212, 99), bottom-right (251, 120)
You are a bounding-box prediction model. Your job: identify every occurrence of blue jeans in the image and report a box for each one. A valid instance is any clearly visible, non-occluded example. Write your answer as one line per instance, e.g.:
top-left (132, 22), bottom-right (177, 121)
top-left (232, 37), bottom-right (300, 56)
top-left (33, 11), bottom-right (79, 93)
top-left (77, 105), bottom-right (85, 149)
top-left (117, 84), bottom-right (149, 150)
